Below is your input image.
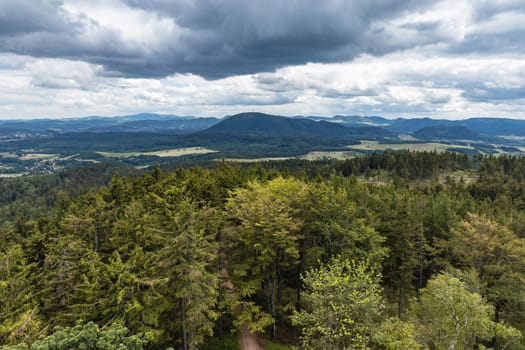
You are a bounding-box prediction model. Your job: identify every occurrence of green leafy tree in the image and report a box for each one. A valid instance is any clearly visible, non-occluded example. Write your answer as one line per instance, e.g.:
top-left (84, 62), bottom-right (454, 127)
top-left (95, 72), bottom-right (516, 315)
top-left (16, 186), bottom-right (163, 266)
top-left (225, 177), bottom-right (307, 336)
top-left (447, 214), bottom-right (525, 330)
top-left (291, 258), bottom-right (383, 350)
top-left (0, 321), bottom-right (145, 350)
top-left (302, 180), bottom-right (386, 270)
top-left (413, 272), bottom-right (521, 350)
top-left (372, 317), bottom-right (425, 350)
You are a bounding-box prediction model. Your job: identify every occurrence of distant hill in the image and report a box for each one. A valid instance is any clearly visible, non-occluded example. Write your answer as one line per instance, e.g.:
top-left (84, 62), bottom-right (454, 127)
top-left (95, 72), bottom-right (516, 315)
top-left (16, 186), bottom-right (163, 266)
top-left (201, 112), bottom-right (394, 139)
top-left (204, 112), bottom-right (351, 137)
top-left (305, 115), bottom-right (391, 127)
top-left (86, 118), bottom-right (219, 134)
top-left (414, 125), bottom-right (480, 140)
top-left (458, 118), bottom-right (525, 137)
top-left (382, 117), bottom-right (525, 137)
top-left (0, 114), bottom-right (219, 135)
top-left (4, 113), bottom-right (525, 138)
top-left (386, 118), bottom-right (456, 133)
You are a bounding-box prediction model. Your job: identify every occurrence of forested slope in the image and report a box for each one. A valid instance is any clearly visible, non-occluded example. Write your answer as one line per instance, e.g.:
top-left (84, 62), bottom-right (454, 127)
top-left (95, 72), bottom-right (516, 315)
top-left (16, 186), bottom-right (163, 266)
top-left (1, 153), bottom-right (525, 349)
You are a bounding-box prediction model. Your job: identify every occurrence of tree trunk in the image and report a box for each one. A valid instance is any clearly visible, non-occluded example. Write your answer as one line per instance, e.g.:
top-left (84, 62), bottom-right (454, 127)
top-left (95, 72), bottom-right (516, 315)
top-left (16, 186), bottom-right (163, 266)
top-left (397, 287), bottom-right (403, 317)
top-left (182, 300), bottom-right (188, 350)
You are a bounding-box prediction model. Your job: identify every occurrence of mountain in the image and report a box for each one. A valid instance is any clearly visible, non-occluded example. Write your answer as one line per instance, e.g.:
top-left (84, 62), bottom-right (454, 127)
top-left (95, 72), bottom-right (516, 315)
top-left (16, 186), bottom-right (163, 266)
top-left (205, 112), bottom-right (350, 137)
top-left (119, 113), bottom-right (196, 121)
top-left (0, 114), bottom-right (219, 135)
top-left (4, 113), bottom-right (525, 138)
top-left (458, 118), bottom-right (525, 137)
top-left (201, 112), bottom-right (394, 139)
top-left (381, 117), bottom-right (525, 138)
top-left (85, 118), bottom-right (219, 134)
top-left (304, 115), bottom-right (391, 127)
top-left (385, 118), bottom-right (456, 133)
top-left (414, 125), bottom-right (480, 140)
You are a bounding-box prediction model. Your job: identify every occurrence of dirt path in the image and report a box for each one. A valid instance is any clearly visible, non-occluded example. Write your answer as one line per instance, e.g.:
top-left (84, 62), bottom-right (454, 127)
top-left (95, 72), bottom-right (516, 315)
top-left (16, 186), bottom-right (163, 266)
top-left (240, 324), bottom-right (265, 350)
top-left (220, 267), bottom-right (265, 350)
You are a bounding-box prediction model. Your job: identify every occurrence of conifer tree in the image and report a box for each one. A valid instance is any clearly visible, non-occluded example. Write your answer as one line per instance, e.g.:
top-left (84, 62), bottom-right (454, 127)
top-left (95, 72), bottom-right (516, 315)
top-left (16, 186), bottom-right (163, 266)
top-left (0, 245), bottom-right (42, 344)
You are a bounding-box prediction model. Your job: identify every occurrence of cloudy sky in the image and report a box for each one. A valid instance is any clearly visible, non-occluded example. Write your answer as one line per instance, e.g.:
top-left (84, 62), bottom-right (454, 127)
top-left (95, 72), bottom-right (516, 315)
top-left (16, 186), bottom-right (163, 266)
top-left (1, 0), bottom-right (525, 119)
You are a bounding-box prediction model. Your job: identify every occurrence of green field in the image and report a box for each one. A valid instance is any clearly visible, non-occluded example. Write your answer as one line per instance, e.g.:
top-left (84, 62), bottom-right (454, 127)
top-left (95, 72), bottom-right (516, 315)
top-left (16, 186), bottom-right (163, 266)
top-left (0, 173), bottom-right (25, 178)
top-left (348, 140), bottom-right (474, 152)
top-left (220, 156), bottom-right (293, 162)
top-left (96, 147), bottom-right (218, 158)
top-left (221, 151), bottom-right (357, 162)
top-left (300, 151), bottom-right (356, 160)
top-left (19, 153), bottom-right (58, 160)
top-left (0, 152), bottom-right (16, 158)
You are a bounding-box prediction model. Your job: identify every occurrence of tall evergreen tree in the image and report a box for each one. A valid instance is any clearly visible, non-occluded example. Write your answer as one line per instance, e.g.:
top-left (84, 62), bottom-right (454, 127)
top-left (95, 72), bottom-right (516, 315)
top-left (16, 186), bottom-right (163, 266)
top-left (0, 245), bottom-right (42, 344)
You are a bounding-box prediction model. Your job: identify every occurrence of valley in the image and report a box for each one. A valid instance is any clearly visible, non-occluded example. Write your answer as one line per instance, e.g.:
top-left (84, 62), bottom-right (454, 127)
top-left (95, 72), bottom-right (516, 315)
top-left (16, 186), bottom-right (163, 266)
top-left (2, 112), bottom-right (525, 176)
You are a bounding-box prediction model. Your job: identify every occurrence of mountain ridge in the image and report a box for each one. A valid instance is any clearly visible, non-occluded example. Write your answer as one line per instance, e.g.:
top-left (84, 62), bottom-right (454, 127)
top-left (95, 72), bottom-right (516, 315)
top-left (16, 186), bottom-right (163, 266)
top-left (414, 125), bottom-right (480, 140)
top-left (2, 112), bottom-right (525, 139)
top-left (200, 112), bottom-right (394, 139)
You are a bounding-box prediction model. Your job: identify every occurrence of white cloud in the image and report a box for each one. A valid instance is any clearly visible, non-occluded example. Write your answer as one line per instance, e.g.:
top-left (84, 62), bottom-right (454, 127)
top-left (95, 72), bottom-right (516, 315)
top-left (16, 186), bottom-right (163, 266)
top-left (27, 58), bottom-right (103, 89)
top-left (62, 0), bottom-right (180, 50)
top-left (2, 48), bottom-right (525, 119)
top-left (1, 0), bottom-right (525, 119)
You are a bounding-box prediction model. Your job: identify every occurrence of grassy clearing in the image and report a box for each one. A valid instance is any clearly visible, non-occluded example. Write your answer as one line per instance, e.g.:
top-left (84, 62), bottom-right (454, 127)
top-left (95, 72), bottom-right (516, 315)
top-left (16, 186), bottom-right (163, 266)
top-left (0, 152), bottom-right (18, 158)
top-left (0, 173), bottom-right (25, 178)
top-left (134, 164), bottom-right (154, 169)
top-left (300, 151), bottom-right (356, 160)
top-left (438, 169), bottom-right (478, 184)
top-left (348, 140), bottom-right (474, 152)
top-left (499, 135), bottom-right (525, 141)
top-left (19, 153), bottom-right (58, 160)
top-left (222, 151), bottom-right (356, 162)
top-left (97, 147), bottom-right (218, 158)
top-left (220, 157), bottom-right (293, 162)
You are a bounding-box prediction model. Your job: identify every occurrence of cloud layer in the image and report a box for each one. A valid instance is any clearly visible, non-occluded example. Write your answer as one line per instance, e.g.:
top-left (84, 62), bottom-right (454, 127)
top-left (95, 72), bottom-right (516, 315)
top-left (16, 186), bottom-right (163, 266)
top-left (0, 0), bottom-right (524, 118)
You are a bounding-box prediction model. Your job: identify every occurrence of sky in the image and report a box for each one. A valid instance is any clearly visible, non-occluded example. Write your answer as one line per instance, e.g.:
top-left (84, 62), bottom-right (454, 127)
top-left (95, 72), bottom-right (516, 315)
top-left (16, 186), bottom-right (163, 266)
top-left (0, 0), bottom-right (525, 119)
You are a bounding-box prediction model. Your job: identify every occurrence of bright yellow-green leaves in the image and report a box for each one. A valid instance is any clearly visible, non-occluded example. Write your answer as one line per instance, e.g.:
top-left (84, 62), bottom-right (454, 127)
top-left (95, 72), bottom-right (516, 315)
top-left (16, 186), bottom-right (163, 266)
top-left (412, 272), bottom-right (521, 350)
top-left (225, 177), bottom-right (308, 335)
top-left (448, 214), bottom-right (525, 332)
top-left (291, 258), bottom-right (383, 350)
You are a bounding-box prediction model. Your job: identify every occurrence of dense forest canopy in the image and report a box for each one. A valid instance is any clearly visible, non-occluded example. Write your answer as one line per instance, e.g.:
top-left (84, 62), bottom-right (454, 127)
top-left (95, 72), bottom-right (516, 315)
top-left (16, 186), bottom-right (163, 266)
top-left (1, 151), bottom-right (525, 349)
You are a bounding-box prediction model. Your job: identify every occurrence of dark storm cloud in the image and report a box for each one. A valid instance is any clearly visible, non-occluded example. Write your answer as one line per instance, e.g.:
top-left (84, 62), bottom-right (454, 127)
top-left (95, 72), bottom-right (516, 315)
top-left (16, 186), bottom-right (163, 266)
top-left (1, 0), bottom-right (525, 84)
top-left (0, 0), bottom-right (69, 35)
top-left (0, 0), bottom-right (144, 66)
top-left (121, 0), bottom-right (439, 78)
top-left (0, 0), bottom-right (436, 79)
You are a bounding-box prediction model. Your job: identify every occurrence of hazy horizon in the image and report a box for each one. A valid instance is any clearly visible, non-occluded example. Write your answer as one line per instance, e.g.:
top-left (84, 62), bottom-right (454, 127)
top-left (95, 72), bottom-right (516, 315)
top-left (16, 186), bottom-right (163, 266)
top-left (1, 1), bottom-right (525, 120)
top-left (4, 111), bottom-right (525, 122)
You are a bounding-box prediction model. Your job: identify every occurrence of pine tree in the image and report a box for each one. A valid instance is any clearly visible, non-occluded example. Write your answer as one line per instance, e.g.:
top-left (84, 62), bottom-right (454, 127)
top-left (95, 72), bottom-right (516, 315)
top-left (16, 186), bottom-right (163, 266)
top-left (0, 245), bottom-right (42, 344)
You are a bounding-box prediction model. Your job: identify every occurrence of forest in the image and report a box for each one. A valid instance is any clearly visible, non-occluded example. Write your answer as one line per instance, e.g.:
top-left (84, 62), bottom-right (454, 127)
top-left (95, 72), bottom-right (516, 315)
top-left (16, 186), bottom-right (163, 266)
top-left (1, 151), bottom-right (525, 349)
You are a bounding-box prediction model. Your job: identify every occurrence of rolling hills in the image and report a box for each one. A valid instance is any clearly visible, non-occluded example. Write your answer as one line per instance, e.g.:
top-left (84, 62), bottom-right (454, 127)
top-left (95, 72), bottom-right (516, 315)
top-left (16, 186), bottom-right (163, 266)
top-left (2, 112), bottom-right (525, 176)
top-left (413, 125), bottom-right (480, 140)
